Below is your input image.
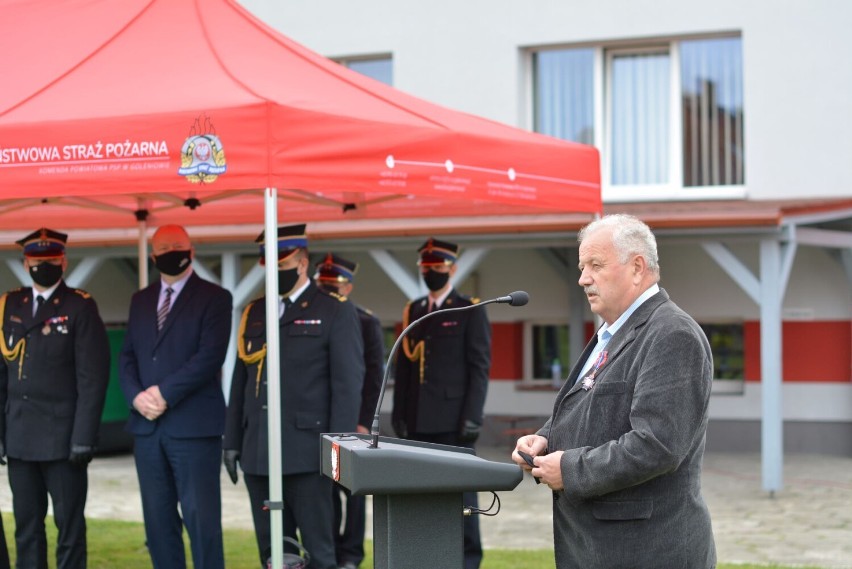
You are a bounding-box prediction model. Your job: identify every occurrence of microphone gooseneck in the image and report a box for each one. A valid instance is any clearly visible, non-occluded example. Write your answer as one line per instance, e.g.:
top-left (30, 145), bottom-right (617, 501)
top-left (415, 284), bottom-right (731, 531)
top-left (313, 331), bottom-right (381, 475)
top-left (369, 291), bottom-right (529, 448)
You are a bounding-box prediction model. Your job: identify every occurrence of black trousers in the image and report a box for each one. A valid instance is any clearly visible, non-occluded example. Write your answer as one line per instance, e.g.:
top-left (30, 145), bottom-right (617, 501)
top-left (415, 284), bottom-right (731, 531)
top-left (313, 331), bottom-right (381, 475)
top-left (408, 432), bottom-right (483, 569)
top-left (244, 472), bottom-right (337, 569)
top-left (0, 511), bottom-right (10, 569)
top-left (332, 484), bottom-right (366, 566)
top-left (7, 458), bottom-right (88, 569)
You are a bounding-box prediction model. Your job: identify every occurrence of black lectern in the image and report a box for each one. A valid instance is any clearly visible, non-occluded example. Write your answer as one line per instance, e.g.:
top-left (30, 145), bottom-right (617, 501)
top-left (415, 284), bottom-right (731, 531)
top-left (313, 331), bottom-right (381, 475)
top-left (321, 433), bottom-right (523, 569)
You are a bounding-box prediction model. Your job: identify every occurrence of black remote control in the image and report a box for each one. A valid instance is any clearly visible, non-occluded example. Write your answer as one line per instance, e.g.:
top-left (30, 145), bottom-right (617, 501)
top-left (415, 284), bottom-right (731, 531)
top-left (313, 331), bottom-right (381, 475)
top-left (517, 451), bottom-right (541, 484)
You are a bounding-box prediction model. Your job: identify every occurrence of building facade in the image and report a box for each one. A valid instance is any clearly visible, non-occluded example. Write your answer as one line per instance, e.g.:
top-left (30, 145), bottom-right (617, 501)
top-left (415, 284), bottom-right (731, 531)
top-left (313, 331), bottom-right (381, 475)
top-left (1, 1), bottom-right (849, 468)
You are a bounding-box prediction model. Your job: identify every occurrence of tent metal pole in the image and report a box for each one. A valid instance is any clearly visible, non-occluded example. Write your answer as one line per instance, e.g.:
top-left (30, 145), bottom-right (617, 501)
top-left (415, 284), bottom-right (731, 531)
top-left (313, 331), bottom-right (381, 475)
top-left (264, 188), bottom-right (284, 569)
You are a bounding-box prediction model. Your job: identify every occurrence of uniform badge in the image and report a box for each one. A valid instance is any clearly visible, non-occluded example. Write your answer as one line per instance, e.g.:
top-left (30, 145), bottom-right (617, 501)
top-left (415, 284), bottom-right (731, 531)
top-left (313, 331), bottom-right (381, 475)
top-left (42, 324), bottom-right (51, 335)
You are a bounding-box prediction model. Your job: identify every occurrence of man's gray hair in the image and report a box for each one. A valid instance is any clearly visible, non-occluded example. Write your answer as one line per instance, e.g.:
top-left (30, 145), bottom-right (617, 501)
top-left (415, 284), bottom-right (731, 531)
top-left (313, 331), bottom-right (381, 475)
top-left (578, 214), bottom-right (660, 276)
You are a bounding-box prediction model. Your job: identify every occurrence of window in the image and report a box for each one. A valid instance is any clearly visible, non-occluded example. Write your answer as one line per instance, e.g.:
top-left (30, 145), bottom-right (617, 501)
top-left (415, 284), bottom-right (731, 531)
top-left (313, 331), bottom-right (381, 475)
top-left (339, 56), bottom-right (393, 86)
top-left (700, 323), bottom-right (744, 380)
top-left (532, 35), bottom-right (744, 194)
top-left (530, 323), bottom-right (570, 381)
top-left (681, 38), bottom-right (745, 186)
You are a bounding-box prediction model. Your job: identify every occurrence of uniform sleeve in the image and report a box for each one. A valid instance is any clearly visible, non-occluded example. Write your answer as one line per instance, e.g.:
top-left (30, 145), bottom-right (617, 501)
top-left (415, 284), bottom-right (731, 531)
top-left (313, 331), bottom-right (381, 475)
top-left (71, 296), bottom-right (111, 448)
top-left (328, 301), bottom-right (365, 433)
top-left (392, 306), bottom-right (412, 427)
top-left (462, 303), bottom-right (491, 425)
top-left (358, 313), bottom-right (385, 428)
top-left (224, 342), bottom-right (249, 452)
top-left (0, 298), bottom-right (9, 444)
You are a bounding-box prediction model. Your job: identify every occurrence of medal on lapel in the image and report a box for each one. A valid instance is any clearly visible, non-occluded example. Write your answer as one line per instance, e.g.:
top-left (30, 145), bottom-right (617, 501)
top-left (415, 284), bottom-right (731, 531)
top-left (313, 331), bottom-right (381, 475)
top-left (581, 350), bottom-right (608, 391)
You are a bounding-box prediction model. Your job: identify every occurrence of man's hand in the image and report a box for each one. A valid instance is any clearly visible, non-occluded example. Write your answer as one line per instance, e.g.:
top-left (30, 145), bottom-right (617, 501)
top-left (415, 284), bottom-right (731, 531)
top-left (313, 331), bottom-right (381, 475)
top-left (69, 445), bottom-right (95, 467)
top-left (223, 450), bottom-right (240, 485)
top-left (356, 424), bottom-right (370, 435)
top-left (458, 420), bottom-right (481, 443)
top-left (133, 386), bottom-right (168, 421)
top-left (532, 450), bottom-right (565, 490)
top-left (0, 440), bottom-right (6, 466)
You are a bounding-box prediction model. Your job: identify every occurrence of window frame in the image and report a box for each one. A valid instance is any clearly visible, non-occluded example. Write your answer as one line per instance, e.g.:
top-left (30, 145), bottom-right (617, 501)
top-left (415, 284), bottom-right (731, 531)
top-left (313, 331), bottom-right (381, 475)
top-left (528, 32), bottom-right (746, 203)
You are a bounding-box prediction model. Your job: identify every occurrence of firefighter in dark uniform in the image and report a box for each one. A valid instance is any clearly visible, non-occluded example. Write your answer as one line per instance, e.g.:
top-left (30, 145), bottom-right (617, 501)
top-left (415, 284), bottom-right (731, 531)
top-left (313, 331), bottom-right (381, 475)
top-left (0, 228), bottom-right (110, 569)
top-left (314, 253), bottom-right (384, 569)
top-left (391, 237), bottom-right (492, 569)
top-left (223, 224), bottom-right (364, 569)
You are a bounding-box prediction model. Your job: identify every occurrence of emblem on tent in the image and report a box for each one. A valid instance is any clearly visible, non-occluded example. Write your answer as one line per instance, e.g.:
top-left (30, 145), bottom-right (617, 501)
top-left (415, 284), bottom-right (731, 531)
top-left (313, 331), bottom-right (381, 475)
top-left (177, 115), bottom-right (227, 184)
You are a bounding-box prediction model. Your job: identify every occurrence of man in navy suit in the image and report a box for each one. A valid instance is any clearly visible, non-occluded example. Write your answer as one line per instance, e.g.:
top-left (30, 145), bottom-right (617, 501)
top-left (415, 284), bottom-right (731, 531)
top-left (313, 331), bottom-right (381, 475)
top-left (120, 224), bottom-right (232, 569)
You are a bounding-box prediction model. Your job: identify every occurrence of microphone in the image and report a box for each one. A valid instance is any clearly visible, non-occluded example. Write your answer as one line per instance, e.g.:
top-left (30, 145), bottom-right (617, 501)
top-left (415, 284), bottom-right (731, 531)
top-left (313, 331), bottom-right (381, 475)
top-left (369, 291), bottom-right (529, 448)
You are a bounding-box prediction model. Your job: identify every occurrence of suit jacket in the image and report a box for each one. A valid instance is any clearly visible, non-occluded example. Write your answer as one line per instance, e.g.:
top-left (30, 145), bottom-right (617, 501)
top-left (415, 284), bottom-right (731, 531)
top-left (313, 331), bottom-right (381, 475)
top-left (356, 304), bottom-right (384, 428)
top-left (392, 289), bottom-right (491, 434)
top-left (540, 289), bottom-right (716, 569)
top-left (0, 282), bottom-right (109, 460)
top-left (119, 272), bottom-right (232, 438)
top-left (224, 283), bottom-right (364, 476)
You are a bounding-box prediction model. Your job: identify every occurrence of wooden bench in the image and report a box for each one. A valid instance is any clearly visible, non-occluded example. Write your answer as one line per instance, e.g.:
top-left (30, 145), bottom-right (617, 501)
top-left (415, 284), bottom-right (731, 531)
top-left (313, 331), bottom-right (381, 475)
top-left (493, 416), bottom-right (539, 447)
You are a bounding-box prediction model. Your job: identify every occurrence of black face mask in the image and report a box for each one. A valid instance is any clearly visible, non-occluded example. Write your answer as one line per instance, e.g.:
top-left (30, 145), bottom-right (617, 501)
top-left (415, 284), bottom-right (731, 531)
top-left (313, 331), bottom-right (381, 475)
top-left (278, 267), bottom-right (300, 297)
top-left (423, 268), bottom-right (450, 292)
top-left (153, 250), bottom-right (192, 276)
top-left (29, 262), bottom-right (63, 288)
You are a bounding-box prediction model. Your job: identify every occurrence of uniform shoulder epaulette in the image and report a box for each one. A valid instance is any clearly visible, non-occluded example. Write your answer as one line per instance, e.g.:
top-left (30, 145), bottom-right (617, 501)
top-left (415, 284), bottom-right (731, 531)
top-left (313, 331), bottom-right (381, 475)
top-left (5, 287), bottom-right (24, 294)
top-left (357, 305), bottom-right (374, 316)
top-left (317, 287), bottom-right (348, 302)
top-left (74, 289), bottom-right (92, 299)
top-left (470, 296), bottom-right (481, 304)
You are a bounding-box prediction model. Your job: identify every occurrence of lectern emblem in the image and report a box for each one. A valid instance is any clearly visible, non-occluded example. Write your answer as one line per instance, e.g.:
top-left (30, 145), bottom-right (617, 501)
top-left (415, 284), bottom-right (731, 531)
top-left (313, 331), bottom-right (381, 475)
top-left (331, 442), bottom-right (340, 481)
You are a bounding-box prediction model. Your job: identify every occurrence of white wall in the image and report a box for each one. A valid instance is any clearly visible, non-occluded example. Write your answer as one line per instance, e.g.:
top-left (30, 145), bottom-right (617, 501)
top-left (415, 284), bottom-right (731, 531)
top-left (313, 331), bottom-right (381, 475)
top-left (240, 0), bottom-right (852, 200)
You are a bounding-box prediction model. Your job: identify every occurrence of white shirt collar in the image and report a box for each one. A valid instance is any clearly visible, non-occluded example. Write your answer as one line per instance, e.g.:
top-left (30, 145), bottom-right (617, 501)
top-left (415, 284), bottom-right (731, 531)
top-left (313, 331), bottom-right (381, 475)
top-left (33, 280), bottom-right (61, 302)
top-left (160, 268), bottom-right (193, 300)
top-left (429, 287), bottom-right (453, 309)
top-left (600, 283), bottom-right (660, 340)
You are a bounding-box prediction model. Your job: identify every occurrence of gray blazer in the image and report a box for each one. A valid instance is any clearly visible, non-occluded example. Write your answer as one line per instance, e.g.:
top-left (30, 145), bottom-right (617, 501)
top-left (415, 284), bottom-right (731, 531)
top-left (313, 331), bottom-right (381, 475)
top-left (540, 289), bottom-right (716, 569)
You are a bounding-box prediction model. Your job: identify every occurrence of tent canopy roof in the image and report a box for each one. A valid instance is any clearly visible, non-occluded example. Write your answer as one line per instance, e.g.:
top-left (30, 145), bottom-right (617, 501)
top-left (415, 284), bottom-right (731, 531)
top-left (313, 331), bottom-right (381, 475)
top-left (0, 0), bottom-right (600, 232)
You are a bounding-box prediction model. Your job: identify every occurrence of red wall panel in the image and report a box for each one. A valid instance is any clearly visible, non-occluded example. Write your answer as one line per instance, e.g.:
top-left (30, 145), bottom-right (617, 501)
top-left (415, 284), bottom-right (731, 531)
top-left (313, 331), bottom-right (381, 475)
top-left (489, 322), bottom-right (523, 379)
top-left (745, 320), bottom-right (851, 382)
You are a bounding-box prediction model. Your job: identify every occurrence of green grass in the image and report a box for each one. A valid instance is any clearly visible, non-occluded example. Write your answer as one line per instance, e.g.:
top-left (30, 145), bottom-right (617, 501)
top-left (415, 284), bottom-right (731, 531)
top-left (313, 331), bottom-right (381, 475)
top-left (0, 513), bottom-right (826, 569)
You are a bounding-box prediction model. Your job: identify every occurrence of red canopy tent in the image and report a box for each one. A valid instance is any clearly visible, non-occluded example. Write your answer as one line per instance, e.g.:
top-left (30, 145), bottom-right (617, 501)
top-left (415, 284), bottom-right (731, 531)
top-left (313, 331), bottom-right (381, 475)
top-left (0, 0), bottom-right (600, 565)
top-left (0, 0), bottom-right (600, 236)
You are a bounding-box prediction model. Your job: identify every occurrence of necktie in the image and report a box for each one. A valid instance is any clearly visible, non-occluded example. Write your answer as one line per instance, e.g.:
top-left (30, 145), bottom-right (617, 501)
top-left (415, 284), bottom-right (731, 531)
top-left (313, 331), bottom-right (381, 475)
top-left (157, 287), bottom-right (173, 331)
top-left (34, 295), bottom-right (45, 318)
top-left (576, 330), bottom-right (611, 384)
top-left (280, 297), bottom-right (293, 318)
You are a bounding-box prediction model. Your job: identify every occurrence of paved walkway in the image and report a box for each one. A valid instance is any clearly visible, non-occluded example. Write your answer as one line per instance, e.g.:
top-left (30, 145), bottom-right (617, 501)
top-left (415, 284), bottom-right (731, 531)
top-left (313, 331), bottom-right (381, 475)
top-left (0, 449), bottom-right (850, 568)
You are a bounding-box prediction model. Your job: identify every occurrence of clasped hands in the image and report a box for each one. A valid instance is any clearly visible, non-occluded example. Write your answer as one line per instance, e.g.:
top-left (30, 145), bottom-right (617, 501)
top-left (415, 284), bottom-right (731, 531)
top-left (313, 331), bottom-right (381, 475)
top-left (512, 434), bottom-right (565, 491)
top-left (133, 385), bottom-right (168, 421)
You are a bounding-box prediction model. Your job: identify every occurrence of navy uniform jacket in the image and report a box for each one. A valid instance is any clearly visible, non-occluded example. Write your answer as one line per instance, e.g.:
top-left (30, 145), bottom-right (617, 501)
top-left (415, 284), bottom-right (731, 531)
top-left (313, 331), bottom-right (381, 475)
top-left (119, 272), bottom-right (232, 438)
top-left (0, 282), bottom-right (110, 460)
top-left (224, 283), bottom-right (364, 476)
top-left (392, 289), bottom-right (491, 434)
top-left (355, 305), bottom-right (384, 428)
